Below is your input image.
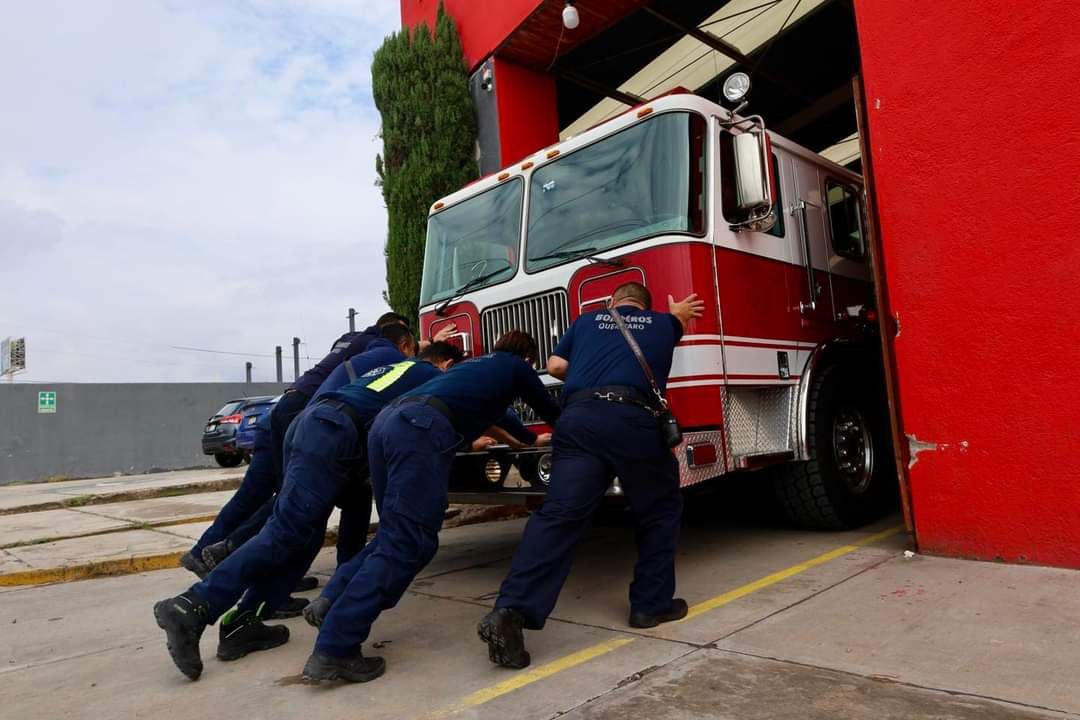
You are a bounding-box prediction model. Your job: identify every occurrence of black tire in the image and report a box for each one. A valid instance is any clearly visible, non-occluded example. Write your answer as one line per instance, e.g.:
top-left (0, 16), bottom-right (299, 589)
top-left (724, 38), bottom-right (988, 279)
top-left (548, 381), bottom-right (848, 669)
top-left (774, 362), bottom-right (896, 529)
top-left (516, 452), bottom-right (552, 488)
top-left (214, 452), bottom-right (244, 468)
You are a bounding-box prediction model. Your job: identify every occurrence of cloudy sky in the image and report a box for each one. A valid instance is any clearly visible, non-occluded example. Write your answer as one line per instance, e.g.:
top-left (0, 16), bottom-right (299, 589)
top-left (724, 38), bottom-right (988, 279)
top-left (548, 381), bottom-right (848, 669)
top-left (1, 0), bottom-right (401, 383)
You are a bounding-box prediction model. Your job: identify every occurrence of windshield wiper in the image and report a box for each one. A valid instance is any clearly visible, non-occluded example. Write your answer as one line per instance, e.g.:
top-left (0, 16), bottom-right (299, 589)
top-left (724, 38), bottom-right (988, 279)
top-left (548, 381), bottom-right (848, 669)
top-left (435, 266), bottom-right (512, 316)
top-left (529, 246), bottom-right (624, 268)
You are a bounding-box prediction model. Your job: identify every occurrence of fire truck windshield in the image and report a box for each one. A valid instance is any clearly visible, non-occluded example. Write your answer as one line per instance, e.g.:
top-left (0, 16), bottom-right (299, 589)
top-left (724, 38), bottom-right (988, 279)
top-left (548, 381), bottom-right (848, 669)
top-left (420, 178), bottom-right (523, 306)
top-left (526, 111), bottom-right (707, 272)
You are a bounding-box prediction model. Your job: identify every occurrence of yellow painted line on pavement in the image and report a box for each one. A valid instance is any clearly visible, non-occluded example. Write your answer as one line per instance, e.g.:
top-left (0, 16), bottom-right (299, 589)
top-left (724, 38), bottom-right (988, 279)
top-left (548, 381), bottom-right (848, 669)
top-left (682, 525), bottom-right (904, 621)
top-left (433, 637), bottom-right (635, 717)
top-left (434, 524), bottom-right (904, 716)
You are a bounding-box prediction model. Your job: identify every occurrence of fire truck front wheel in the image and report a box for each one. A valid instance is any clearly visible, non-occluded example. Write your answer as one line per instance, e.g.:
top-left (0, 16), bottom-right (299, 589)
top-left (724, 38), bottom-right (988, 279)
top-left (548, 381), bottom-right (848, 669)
top-left (774, 362), bottom-right (896, 530)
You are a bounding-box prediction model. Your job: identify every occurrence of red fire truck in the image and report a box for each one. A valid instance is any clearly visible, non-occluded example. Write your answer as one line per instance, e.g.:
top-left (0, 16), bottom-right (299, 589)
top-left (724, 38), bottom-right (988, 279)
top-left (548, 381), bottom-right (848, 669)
top-left (418, 91), bottom-right (894, 530)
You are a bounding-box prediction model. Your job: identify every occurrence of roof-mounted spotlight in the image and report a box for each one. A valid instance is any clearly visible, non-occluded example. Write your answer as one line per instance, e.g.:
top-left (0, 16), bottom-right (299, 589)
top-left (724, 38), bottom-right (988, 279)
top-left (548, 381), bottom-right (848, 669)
top-left (562, 1), bottom-right (580, 30)
top-left (722, 72), bottom-right (751, 104)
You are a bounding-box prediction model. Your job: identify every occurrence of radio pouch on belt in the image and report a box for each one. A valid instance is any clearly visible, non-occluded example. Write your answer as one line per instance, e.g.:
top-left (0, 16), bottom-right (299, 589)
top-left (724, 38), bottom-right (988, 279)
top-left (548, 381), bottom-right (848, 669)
top-left (608, 302), bottom-right (683, 449)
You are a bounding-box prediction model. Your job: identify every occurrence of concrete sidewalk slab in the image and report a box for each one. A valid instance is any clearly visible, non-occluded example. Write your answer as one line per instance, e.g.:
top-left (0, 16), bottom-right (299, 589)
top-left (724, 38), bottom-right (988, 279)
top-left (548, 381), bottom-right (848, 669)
top-left (75, 491), bottom-right (236, 524)
top-left (1, 529), bottom-right (190, 585)
top-left (0, 508), bottom-right (131, 548)
top-left (0, 467), bottom-right (245, 513)
top-left (719, 554), bottom-right (1080, 716)
top-left (559, 648), bottom-right (1065, 720)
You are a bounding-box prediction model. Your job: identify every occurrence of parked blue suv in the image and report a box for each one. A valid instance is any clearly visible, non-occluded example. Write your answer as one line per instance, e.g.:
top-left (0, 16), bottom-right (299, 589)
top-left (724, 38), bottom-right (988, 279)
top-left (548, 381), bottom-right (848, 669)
top-left (235, 395), bottom-right (278, 452)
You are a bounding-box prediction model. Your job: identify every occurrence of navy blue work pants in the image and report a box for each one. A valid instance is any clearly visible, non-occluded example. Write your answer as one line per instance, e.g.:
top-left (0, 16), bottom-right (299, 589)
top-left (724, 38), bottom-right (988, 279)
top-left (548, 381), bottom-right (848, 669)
top-left (190, 426), bottom-right (277, 557)
top-left (269, 389), bottom-right (311, 487)
top-left (315, 400), bottom-right (457, 657)
top-left (189, 402), bottom-right (364, 622)
top-left (495, 399), bottom-right (682, 629)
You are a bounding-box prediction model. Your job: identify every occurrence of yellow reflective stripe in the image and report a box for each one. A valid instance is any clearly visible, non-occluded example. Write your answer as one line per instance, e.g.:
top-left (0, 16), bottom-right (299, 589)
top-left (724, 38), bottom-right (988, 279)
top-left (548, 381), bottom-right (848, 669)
top-left (367, 361), bottom-right (415, 392)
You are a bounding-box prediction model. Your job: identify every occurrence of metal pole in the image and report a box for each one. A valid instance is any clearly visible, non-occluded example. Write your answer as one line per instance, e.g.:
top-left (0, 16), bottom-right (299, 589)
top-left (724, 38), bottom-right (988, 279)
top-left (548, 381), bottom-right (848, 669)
top-left (348, 307), bottom-right (357, 333)
top-left (292, 337), bottom-right (301, 381)
top-left (275, 346), bottom-right (283, 383)
top-left (245, 361), bottom-right (252, 383)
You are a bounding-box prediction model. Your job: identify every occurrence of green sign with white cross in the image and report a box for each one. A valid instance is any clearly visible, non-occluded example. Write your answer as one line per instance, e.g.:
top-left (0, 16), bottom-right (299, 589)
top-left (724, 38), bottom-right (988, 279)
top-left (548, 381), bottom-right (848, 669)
top-left (38, 391), bottom-right (57, 414)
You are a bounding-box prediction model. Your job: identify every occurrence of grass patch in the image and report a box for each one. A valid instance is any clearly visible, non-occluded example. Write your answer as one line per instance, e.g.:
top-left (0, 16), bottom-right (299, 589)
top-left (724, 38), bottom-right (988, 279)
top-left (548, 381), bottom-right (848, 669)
top-left (64, 495), bottom-right (94, 507)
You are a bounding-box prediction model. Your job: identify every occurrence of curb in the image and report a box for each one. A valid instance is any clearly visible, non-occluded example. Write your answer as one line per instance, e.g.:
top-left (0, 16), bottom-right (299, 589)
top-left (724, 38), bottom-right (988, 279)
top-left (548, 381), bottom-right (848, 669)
top-left (0, 504), bottom-right (530, 588)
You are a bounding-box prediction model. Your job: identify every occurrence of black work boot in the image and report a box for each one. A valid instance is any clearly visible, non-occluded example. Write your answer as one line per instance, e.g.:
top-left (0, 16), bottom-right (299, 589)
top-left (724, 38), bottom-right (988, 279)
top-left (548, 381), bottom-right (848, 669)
top-left (628, 598), bottom-right (688, 629)
top-left (294, 575), bottom-right (319, 592)
top-left (477, 608), bottom-right (530, 669)
top-left (269, 595), bottom-right (309, 620)
top-left (200, 539), bottom-right (234, 571)
top-left (153, 592), bottom-right (209, 680)
top-left (302, 650), bottom-right (385, 684)
top-left (216, 609), bottom-right (290, 661)
top-left (303, 596), bottom-right (331, 628)
top-left (179, 551), bottom-right (209, 579)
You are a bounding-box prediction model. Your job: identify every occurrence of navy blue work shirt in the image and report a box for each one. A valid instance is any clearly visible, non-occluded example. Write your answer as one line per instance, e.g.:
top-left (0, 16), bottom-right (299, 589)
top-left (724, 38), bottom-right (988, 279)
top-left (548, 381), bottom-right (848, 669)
top-left (554, 306), bottom-right (683, 397)
top-left (311, 338), bottom-right (406, 401)
top-left (324, 359), bottom-right (442, 425)
top-left (291, 325), bottom-right (382, 398)
top-left (403, 351), bottom-right (560, 445)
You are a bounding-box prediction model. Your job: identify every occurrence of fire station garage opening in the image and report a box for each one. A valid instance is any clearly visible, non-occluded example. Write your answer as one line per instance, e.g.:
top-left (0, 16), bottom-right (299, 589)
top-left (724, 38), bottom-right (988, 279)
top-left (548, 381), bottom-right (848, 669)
top-left (449, 0), bottom-right (900, 531)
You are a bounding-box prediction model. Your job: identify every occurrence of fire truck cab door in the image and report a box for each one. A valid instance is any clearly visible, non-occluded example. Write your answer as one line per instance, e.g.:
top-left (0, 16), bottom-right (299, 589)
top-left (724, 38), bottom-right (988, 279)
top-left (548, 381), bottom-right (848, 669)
top-left (791, 162), bottom-right (836, 333)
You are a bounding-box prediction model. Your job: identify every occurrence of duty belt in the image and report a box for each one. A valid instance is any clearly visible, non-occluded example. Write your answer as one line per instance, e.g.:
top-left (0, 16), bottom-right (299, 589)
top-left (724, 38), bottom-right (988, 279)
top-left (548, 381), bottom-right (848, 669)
top-left (565, 385), bottom-right (660, 415)
top-left (316, 399), bottom-right (366, 435)
top-left (398, 394), bottom-right (454, 423)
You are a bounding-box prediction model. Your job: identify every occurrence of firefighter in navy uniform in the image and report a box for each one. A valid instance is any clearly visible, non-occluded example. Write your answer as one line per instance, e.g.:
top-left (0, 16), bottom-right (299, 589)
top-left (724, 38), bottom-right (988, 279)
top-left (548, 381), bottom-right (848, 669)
top-left (151, 341), bottom-right (463, 682)
top-left (479, 282), bottom-right (704, 669)
top-left (300, 330), bottom-right (560, 685)
top-left (195, 323), bottom-right (419, 577)
top-left (267, 312), bottom-right (412, 487)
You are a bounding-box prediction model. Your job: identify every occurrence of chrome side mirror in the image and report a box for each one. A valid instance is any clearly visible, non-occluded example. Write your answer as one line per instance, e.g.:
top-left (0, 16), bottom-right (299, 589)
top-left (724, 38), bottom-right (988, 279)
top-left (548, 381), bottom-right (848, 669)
top-left (729, 119), bottom-right (777, 233)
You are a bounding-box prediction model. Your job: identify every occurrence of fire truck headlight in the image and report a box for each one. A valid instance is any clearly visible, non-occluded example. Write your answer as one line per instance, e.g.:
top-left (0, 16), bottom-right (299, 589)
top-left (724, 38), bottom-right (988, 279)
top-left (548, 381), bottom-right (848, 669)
top-left (723, 72), bottom-right (751, 103)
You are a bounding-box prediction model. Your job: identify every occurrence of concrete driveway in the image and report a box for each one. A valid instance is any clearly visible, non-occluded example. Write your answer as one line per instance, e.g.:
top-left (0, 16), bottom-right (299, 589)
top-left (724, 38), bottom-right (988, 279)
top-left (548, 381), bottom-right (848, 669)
top-left (3, 499), bottom-right (1079, 719)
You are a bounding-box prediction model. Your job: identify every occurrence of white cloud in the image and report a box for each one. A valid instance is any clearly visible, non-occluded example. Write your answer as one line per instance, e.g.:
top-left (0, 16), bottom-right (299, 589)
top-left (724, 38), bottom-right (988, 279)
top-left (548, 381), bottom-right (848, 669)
top-left (0, 0), bottom-right (402, 382)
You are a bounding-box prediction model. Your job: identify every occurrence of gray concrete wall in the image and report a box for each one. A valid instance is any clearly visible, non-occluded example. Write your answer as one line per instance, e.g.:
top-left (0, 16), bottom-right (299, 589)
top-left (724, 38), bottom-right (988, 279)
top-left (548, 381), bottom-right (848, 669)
top-left (0, 383), bottom-right (288, 485)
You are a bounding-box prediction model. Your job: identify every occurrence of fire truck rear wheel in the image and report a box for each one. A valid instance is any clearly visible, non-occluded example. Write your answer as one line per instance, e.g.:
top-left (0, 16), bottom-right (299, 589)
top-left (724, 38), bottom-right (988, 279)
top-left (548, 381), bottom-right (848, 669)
top-left (774, 361), bottom-right (895, 529)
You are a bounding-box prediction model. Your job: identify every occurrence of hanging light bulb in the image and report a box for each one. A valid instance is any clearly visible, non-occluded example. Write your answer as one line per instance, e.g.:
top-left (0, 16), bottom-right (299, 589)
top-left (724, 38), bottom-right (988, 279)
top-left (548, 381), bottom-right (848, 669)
top-left (562, 1), bottom-right (580, 30)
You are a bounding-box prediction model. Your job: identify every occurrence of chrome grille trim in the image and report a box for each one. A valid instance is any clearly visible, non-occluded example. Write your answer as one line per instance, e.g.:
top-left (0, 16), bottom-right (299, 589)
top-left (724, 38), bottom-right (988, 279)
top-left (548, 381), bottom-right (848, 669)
top-left (481, 290), bottom-right (570, 372)
top-left (513, 385), bottom-right (564, 425)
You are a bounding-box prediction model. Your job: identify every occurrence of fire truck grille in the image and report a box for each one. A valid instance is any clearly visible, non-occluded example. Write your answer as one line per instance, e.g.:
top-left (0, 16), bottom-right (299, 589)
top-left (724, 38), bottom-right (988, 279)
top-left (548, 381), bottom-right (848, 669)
top-left (513, 385), bottom-right (563, 425)
top-left (480, 290), bottom-right (570, 372)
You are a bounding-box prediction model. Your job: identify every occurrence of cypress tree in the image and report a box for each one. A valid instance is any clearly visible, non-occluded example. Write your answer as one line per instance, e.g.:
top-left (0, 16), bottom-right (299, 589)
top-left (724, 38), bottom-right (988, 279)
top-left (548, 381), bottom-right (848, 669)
top-left (373, 3), bottom-right (477, 329)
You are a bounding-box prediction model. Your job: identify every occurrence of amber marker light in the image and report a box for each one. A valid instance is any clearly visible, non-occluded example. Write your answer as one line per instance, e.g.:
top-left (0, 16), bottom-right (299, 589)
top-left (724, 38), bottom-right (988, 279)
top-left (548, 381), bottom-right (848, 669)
top-left (636, 107), bottom-right (654, 118)
top-left (546, 149), bottom-right (560, 159)
top-left (497, 172), bottom-right (510, 181)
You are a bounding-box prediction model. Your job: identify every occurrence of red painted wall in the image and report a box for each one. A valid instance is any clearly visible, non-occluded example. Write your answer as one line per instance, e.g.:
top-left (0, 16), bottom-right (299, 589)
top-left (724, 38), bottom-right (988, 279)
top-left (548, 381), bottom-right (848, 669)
top-left (493, 57), bottom-right (560, 167)
top-left (401, 0), bottom-right (543, 70)
top-left (853, 1), bottom-right (1080, 567)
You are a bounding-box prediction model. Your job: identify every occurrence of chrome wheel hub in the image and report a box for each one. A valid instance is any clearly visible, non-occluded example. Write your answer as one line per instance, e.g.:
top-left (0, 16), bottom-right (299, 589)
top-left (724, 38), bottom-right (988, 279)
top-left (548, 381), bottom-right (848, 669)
top-left (832, 404), bottom-right (873, 494)
top-left (537, 452), bottom-right (553, 485)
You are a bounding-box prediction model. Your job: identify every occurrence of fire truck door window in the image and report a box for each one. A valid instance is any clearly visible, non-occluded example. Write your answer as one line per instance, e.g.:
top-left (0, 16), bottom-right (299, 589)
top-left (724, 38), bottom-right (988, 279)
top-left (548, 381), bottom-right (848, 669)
top-left (525, 112), bottom-right (707, 272)
top-left (825, 181), bottom-right (866, 261)
top-left (419, 178), bottom-right (523, 306)
top-left (765, 153), bottom-right (785, 238)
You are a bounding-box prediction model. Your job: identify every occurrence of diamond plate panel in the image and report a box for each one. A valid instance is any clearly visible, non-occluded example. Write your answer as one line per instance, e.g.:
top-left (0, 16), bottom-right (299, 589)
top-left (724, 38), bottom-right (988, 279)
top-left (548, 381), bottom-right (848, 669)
top-left (676, 430), bottom-right (728, 488)
top-left (722, 386), bottom-right (797, 468)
